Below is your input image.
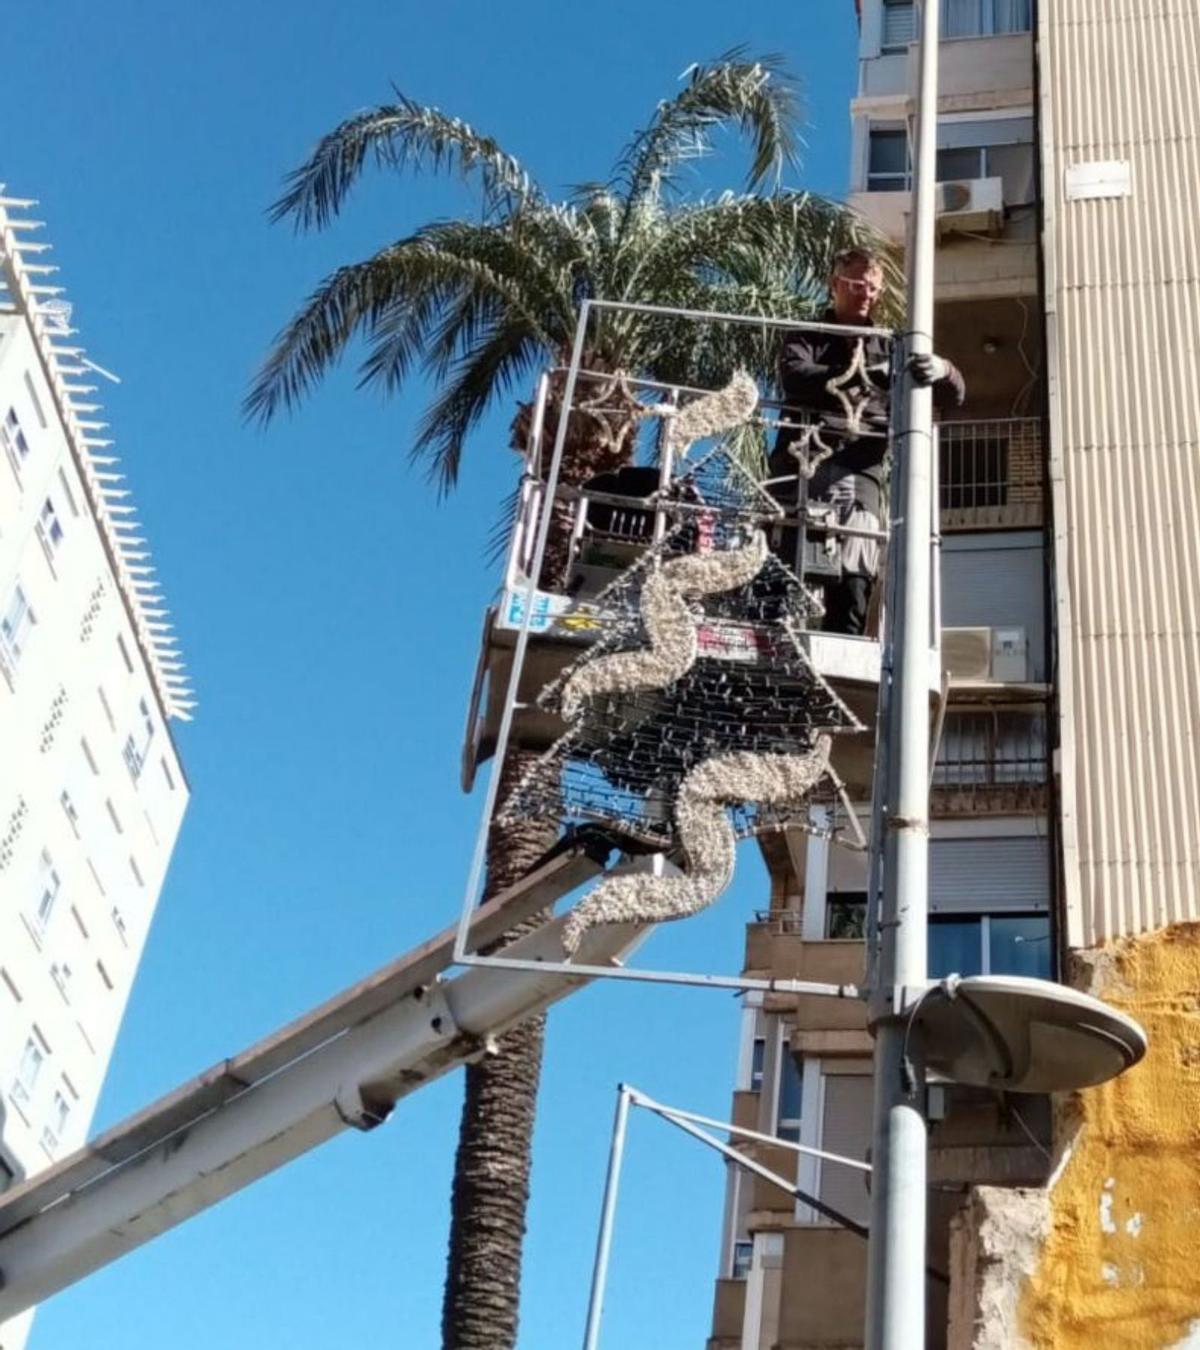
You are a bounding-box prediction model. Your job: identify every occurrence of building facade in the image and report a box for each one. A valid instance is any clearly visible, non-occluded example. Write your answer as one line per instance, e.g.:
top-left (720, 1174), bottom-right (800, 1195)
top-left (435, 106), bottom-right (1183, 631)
top-left (0, 195), bottom-right (191, 1350)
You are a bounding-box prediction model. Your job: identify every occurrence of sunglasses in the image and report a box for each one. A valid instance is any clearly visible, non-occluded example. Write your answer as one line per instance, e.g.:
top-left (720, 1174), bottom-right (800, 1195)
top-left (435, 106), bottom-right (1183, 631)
top-left (834, 274), bottom-right (883, 298)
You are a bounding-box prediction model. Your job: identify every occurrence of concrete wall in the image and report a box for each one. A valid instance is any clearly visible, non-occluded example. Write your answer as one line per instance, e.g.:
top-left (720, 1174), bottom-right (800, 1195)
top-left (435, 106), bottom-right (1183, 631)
top-left (949, 925), bottom-right (1200, 1347)
top-left (1019, 926), bottom-right (1200, 1346)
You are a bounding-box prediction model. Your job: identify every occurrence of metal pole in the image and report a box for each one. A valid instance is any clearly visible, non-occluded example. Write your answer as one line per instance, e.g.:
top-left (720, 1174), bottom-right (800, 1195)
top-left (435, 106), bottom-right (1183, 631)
top-left (864, 0), bottom-right (939, 1346)
top-left (582, 1084), bottom-right (633, 1350)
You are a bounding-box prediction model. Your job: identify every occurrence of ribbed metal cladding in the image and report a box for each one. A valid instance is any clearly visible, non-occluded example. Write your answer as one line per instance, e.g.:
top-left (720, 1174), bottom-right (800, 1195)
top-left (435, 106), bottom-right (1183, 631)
top-left (1041, 2), bottom-right (1200, 946)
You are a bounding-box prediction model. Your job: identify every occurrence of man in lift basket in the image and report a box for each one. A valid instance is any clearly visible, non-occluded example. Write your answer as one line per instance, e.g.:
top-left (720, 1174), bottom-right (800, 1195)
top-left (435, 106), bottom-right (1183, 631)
top-left (768, 247), bottom-right (965, 635)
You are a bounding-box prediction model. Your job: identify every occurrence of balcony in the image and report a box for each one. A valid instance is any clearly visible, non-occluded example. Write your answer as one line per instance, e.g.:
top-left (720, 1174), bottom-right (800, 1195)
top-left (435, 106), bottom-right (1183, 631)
top-left (939, 417), bottom-right (1042, 530)
top-left (707, 1278), bottom-right (746, 1349)
top-left (931, 708), bottom-right (1048, 815)
top-left (908, 31), bottom-right (1033, 108)
top-left (778, 1228), bottom-right (868, 1347)
top-left (850, 188), bottom-right (1037, 300)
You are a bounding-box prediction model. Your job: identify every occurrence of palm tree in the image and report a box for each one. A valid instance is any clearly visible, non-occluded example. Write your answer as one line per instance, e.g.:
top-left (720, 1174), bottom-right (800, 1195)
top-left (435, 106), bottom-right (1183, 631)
top-left (249, 51), bottom-right (889, 1350)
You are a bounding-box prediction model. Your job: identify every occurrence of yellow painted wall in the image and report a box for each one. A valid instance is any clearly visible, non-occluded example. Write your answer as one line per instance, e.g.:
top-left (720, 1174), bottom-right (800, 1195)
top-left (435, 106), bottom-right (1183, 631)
top-left (1020, 923), bottom-right (1200, 1348)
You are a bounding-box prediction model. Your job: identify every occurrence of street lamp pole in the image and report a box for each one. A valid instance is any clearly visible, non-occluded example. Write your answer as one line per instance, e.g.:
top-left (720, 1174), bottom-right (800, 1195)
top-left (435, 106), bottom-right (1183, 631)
top-left (864, 0), bottom-right (940, 1346)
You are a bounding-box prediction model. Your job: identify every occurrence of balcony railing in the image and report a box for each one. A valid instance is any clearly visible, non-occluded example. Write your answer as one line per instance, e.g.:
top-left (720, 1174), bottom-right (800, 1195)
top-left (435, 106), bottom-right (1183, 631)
top-left (931, 708), bottom-right (1048, 811)
top-left (937, 417), bottom-right (1042, 530)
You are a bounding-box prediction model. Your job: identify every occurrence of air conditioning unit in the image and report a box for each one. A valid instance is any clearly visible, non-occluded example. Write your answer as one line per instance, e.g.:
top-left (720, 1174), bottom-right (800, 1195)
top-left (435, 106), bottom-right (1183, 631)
top-left (935, 176), bottom-right (1004, 237)
top-left (941, 625), bottom-right (1029, 682)
top-left (942, 627), bottom-right (993, 681)
top-left (991, 626), bottom-right (1029, 682)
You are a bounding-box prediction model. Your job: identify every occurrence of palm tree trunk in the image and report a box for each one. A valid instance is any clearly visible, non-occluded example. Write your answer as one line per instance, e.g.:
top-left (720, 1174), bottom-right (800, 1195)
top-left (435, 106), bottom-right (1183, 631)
top-left (441, 748), bottom-right (557, 1350)
top-left (444, 387), bottom-right (641, 1349)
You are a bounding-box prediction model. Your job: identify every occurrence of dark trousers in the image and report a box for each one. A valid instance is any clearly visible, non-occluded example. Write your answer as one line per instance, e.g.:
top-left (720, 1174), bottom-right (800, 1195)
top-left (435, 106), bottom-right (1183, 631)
top-left (818, 574), bottom-right (872, 636)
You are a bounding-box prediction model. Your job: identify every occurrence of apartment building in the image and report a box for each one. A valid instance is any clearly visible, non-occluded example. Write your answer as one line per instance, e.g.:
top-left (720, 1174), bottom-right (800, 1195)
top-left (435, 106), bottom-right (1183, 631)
top-left (0, 196), bottom-right (191, 1350)
top-left (709, 4), bottom-right (1051, 1345)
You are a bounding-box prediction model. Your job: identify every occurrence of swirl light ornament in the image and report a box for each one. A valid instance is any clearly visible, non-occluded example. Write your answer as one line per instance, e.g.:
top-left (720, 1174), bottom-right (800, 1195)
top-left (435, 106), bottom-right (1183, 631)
top-left (561, 734), bottom-right (832, 954)
top-left (560, 531), bottom-right (768, 720)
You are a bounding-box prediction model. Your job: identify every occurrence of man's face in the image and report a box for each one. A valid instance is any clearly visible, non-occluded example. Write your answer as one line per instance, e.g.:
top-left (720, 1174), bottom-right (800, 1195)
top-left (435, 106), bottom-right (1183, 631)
top-left (830, 260), bottom-right (884, 323)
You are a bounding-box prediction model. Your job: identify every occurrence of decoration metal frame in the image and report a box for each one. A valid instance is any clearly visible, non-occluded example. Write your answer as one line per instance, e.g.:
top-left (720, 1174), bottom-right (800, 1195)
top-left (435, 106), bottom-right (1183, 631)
top-left (450, 297), bottom-right (907, 998)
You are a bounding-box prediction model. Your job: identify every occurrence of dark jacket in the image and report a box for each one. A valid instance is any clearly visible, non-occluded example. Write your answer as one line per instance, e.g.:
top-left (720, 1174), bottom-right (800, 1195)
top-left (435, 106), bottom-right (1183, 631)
top-left (769, 311), bottom-right (964, 516)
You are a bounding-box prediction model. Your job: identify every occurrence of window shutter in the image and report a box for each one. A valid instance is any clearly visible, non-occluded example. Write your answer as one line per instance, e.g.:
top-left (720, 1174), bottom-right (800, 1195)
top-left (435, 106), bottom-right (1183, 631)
top-left (882, 2), bottom-right (916, 47)
top-left (929, 836), bottom-right (1050, 912)
top-left (940, 532), bottom-right (1046, 680)
top-left (819, 1074), bottom-right (873, 1227)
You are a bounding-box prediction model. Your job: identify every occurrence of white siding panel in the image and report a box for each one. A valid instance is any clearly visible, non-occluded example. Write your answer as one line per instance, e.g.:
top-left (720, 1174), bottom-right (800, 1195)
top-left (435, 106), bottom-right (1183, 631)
top-left (1042, 1), bottom-right (1200, 946)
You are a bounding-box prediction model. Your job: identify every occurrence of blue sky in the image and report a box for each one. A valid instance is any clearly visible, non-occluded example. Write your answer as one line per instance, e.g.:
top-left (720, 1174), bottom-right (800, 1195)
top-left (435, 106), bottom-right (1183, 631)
top-left (4, 4), bottom-right (859, 1346)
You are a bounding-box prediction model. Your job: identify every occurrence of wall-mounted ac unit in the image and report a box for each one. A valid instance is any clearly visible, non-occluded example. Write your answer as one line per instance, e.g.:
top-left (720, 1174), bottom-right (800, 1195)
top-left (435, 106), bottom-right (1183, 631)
top-left (941, 625), bottom-right (1029, 682)
top-left (935, 176), bottom-right (1004, 237)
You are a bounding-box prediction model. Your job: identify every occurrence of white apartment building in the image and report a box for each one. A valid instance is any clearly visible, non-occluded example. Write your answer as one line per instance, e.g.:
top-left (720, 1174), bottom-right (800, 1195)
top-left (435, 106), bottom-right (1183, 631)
top-left (0, 194), bottom-right (191, 1350)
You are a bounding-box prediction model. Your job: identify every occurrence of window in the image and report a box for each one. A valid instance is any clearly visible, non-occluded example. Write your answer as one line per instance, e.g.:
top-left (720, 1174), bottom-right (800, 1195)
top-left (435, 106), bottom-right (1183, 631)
top-left (882, 0), bottom-right (916, 50)
top-left (98, 685), bottom-right (116, 730)
top-left (731, 1240), bottom-right (754, 1280)
top-left (31, 849), bottom-right (61, 937)
top-left (105, 798), bottom-right (123, 833)
top-left (1, 406), bottom-right (31, 475)
top-left (96, 959), bottom-right (114, 990)
top-left (123, 698), bottom-right (155, 781)
top-left (42, 1088), bottom-right (70, 1151)
top-left (826, 891), bottom-right (869, 940)
top-left (870, 115), bottom-right (1035, 205)
top-left (37, 496), bottom-right (65, 559)
top-left (867, 127), bottom-right (909, 191)
top-left (116, 633), bottom-right (134, 673)
top-left (0, 583), bottom-right (36, 672)
top-left (129, 855), bottom-right (144, 887)
top-left (929, 912), bottom-right (1052, 979)
top-left (11, 1036), bottom-right (44, 1108)
top-left (749, 1036), bottom-right (766, 1092)
top-left (161, 756), bottom-right (177, 791)
top-left (49, 961), bottom-right (73, 1002)
top-left (942, 0), bottom-right (1031, 37)
top-left (937, 116), bottom-right (1035, 205)
top-left (60, 789), bottom-right (80, 836)
top-left (776, 1047), bottom-right (804, 1143)
top-left (81, 735), bottom-right (100, 774)
top-left (111, 906), bottom-right (128, 944)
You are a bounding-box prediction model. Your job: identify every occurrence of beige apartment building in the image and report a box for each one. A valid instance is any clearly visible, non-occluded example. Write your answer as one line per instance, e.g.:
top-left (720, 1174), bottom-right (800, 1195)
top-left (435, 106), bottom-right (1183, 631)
top-left (709, 2), bottom-right (1200, 1346)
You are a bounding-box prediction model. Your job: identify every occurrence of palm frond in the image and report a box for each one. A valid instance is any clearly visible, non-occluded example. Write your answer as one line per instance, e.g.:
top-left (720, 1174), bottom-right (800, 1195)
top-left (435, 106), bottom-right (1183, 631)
top-left (270, 93), bottom-right (542, 229)
top-left (615, 50), bottom-right (801, 211)
top-left (413, 324), bottom-right (545, 495)
top-left (415, 218), bottom-right (583, 381)
top-left (244, 233), bottom-right (559, 424)
top-left (485, 480), bottom-right (524, 568)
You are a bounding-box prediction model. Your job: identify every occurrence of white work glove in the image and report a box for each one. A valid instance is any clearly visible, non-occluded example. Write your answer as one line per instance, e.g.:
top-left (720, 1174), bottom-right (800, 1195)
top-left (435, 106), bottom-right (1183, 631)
top-left (907, 352), bottom-right (952, 386)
